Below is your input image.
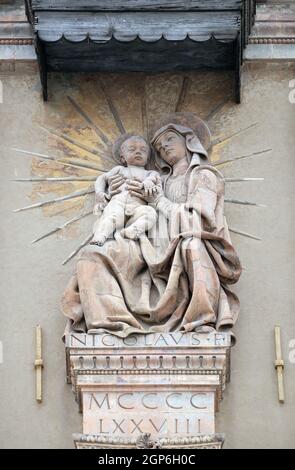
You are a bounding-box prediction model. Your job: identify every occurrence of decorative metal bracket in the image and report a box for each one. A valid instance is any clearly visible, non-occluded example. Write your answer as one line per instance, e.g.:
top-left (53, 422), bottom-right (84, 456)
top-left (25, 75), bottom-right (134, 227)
top-left (34, 325), bottom-right (43, 403)
top-left (274, 325), bottom-right (285, 404)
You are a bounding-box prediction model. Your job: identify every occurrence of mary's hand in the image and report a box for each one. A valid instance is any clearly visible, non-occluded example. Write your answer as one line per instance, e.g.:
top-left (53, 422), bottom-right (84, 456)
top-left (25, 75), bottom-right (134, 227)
top-left (127, 177), bottom-right (162, 204)
top-left (108, 171), bottom-right (125, 197)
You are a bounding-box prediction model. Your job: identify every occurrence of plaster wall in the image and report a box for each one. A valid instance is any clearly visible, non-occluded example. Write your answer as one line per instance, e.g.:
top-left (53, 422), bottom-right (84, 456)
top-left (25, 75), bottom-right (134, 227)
top-left (0, 62), bottom-right (294, 448)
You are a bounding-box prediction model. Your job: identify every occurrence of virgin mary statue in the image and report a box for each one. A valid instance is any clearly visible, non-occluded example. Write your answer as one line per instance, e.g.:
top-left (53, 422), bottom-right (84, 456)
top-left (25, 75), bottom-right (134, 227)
top-left (62, 113), bottom-right (242, 339)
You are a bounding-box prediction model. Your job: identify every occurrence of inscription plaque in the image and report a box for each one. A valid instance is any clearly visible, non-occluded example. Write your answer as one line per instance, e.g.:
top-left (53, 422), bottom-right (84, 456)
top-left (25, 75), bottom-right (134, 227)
top-left (66, 332), bottom-right (230, 448)
top-left (83, 391), bottom-right (214, 436)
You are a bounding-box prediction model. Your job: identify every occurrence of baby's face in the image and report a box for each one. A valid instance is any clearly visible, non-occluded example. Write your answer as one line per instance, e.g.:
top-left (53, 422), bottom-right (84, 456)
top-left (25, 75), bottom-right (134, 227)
top-left (121, 137), bottom-right (150, 167)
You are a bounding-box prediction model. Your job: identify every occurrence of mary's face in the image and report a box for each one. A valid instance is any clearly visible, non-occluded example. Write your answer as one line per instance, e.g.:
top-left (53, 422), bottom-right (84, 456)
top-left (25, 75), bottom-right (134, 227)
top-left (154, 131), bottom-right (187, 166)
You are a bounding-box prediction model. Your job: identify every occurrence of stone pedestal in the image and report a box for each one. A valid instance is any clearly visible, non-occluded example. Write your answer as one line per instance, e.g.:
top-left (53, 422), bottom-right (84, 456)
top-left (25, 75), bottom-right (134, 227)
top-left (65, 332), bottom-right (231, 449)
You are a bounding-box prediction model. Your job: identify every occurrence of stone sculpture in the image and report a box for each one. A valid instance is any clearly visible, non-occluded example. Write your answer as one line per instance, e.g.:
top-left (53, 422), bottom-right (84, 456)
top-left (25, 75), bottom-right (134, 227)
top-left (62, 114), bottom-right (242, 339)
top-left (91, 134), bottom-right (161, 246)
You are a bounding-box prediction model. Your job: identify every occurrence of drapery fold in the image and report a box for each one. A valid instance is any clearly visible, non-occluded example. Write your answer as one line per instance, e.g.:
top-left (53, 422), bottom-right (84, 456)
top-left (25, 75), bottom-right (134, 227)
top-left (62, 162), bottom-right (242, 339)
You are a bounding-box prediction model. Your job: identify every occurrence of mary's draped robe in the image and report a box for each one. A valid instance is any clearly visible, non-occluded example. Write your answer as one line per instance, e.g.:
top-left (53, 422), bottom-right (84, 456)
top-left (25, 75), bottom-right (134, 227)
top-left (61, 153), bottom-right (242, 338)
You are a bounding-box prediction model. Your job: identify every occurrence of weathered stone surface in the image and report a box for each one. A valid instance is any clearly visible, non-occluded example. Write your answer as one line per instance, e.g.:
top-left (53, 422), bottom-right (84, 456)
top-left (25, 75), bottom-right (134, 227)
top-left (3, 60), bottom-right (295, 449)
top-left (83, 390), bottom-right (215, 436)
top-left (66, 332), bottom-right (230, 448)
top-left (66, 331), bottom-right (231, 349)
top-left (246, 1), bottom-right (295, 59)
top-left (73, 432), bottom-right (225, 449)
top-left (62, 116), bottom-right (242, 340)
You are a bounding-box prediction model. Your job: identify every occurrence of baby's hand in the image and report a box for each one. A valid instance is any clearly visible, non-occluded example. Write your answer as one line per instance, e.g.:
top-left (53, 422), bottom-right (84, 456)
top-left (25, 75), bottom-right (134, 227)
top-left (143, 179), bottom-right (158, 197)
top-left (93, 192), bottom-right (108, 215)
top-left (143, 175), bottom-right (162, 197)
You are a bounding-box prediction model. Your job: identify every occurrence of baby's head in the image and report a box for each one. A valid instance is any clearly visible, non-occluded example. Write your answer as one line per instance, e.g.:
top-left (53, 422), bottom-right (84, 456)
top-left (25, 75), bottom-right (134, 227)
top-left (119, 135), bottom-right (151, 167)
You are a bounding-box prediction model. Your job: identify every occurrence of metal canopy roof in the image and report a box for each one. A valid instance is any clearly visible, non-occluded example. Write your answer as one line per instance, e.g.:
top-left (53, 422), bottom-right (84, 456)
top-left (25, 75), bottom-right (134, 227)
top-left (36, 11), bottom-right (241, 43)
top-left (25, 1), bottom-right (256, 103)
top-left (31, 1), bottom-right (247, 11)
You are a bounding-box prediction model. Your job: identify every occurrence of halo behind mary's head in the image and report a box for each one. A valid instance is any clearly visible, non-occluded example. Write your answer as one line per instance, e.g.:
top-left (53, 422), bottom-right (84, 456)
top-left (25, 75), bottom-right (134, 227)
top-left (150, 112), bottom-right (211, 152)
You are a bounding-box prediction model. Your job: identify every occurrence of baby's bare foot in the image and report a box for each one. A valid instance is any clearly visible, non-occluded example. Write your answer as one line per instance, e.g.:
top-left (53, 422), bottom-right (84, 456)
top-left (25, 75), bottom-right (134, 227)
top-left (121, 226), bottom-right (143, 240)
top-left (90, 234), bottom-right (107, 246)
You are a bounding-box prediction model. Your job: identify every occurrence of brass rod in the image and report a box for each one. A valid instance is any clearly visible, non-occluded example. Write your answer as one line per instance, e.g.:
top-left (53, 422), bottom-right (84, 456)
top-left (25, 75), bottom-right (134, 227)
top-left (35, 325), bottom-right (43, 403)
top-left (274, 325), bottom-right (285, 404)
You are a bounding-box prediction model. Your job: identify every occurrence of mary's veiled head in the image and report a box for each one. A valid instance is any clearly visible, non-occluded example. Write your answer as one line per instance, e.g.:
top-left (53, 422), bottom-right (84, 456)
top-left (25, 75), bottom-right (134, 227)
top-left (150, 114), bottom-right (211, 171)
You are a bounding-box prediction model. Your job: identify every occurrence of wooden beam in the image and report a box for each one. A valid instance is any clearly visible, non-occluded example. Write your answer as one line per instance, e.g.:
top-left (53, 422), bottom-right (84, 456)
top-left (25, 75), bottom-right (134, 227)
top-left (35, 36), bottom-right (48, 101)
top-left (32, 1), bottom-right (244, 12)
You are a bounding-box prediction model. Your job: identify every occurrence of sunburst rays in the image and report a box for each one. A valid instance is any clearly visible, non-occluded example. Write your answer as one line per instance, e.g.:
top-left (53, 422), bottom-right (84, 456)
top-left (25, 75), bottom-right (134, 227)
top-left (13, 188), bottom-right (95, 213)
top-left (98, 78), bottom-right (126, 135)
top-left (13, 73), bottom-right (270, 264)
top-left (175, 76), bottom-right (190, 113)
top-left (31, 210), bottom-right (93, 244)
top-left (67, 95), bottom-right (112, 148)
top-left (211, 122), bottom-right (259, 147)
top-left (12, 147), bottom-right (108, 172)
top-left (62, 233), bottom-right (94, 266)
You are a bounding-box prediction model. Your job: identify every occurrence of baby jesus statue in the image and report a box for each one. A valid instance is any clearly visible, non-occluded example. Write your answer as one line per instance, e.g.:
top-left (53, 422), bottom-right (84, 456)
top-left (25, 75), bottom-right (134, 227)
top-left (91, 134), bottom-right (161, 246)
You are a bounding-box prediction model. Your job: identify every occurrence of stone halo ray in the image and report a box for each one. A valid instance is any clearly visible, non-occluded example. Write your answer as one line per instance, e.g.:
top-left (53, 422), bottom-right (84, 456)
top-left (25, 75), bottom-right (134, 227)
top-left (12, 74), bottom-right (269, 264)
